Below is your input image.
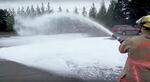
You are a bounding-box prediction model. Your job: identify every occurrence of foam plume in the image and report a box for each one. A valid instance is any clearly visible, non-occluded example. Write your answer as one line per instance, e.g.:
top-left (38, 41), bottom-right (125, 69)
top-left (14, 13), bottom-right (112, 36)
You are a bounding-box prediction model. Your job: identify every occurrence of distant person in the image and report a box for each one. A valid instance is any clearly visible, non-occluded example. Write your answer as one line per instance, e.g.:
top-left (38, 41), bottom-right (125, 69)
top-left (118, 15), bottom-right (150, 82)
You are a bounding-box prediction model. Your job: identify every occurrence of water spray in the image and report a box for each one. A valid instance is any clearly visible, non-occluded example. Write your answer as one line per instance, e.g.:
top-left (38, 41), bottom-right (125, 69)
top-left (14, 13), bottom-right (113, 36)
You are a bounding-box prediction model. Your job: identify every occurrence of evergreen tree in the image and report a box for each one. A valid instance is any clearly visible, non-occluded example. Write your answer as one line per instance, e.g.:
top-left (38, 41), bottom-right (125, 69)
top-left (31, 5), bottom-right (35, 16)
top-left (82, 6), bottom-right (87, 16)
top-left (0, 9), bottom-right (7, 31)
top-left (58, 6), bottom-right (62, 12)
top-left (21, 7), bottom-right (25, 16)
top-left (98, 0), bottom-right (129, 29)
top-left (41, 3), bottom-right (45, 14)
top-left (74, 7), bottom-right (79, 14)
top-left (11, 8), bottom-right (16, 16)
top-left (105, 0), bottom-right (117, 28)
top-left (17, 7), bottom-right (21, 15)
top-left (26, 6), bottom-right (31, 16)
top-left (6, 13), bottom-right (14, 31)
top-left (89, 3), bottom-right (97, 19)
top-left (36, 5), bottom-right (41, 15)
top-left (0, 9), bottom-right (14, 31)
top-left (127, 0), bottom-right (150, 25)
top-left (47, 2), bottom-right (51, 13)
top-left (8, 8), bottom-right (13, 16)
top-left (97, 0), bottom-right (107, 25)
top-left (110, 0), bottom-right (129, 26)
top-left (113, 1), bottom-right (123, 25)
top-left (118, 0), bottom-right (130, 24)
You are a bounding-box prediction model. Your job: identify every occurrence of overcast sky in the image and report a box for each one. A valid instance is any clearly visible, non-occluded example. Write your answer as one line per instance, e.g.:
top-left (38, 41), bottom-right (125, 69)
top-left (0, 0), bottom-right (101, 1)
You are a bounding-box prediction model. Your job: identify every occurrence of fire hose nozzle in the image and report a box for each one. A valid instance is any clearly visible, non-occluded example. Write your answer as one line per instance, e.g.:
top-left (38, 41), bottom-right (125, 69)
top-left (112, 34), bottom-right (125, 43)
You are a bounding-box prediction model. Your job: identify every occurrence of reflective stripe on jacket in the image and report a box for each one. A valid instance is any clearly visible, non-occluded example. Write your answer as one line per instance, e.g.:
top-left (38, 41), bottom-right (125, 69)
top-left (128, 58), bottom-right (150, 82)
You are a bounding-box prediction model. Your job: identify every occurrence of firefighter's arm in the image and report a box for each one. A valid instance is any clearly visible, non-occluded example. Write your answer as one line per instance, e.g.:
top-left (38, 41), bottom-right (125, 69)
top-left (119, 38), bottom-right (131, 53)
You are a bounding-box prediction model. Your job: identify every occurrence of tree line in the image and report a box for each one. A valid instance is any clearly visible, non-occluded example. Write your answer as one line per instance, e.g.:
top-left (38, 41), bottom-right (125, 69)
top-left (0, 2), bottom-right (93, 32)
top-left (0, 9), bottom-right (14, 32)
top-left (0, 0), bottom-right (150, 32)
top-left (8, 2), bottom-right (88, 17)
top-left (94, 0), bottom-right (150, 30)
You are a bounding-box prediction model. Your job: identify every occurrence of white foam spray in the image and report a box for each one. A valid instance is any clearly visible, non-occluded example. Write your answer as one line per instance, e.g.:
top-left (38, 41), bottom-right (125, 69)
top-left (14, 13), bottom-right (113, 36)
top-left (0, 13), bottom-right (125, 81)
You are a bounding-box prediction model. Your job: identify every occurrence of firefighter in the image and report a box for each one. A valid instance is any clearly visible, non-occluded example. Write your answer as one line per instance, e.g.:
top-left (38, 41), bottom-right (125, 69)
top-left (118, 15), bottom-right (150, 82)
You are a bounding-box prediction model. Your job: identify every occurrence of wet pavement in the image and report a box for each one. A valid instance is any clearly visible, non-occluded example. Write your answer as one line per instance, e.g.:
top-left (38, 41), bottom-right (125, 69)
top-left (0, 59), bottom-right (84, 82)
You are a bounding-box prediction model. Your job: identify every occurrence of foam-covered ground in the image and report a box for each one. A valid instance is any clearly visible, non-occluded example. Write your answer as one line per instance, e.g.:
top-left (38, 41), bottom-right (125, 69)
top-left (0, 33), bottom-right (127, 81)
